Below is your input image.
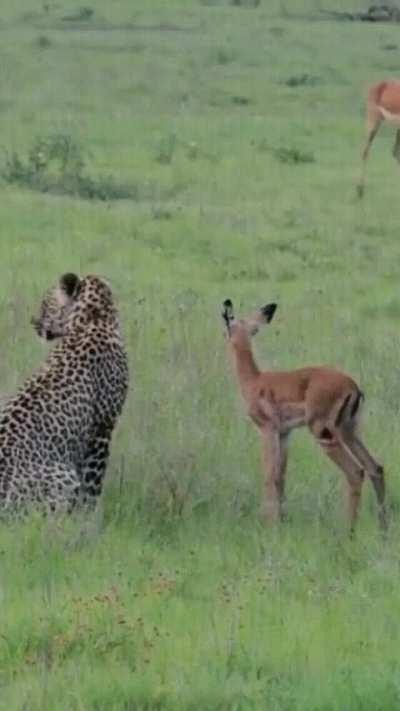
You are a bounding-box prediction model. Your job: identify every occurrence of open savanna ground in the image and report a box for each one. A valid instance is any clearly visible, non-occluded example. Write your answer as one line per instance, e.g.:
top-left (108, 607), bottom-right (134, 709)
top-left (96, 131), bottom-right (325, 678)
top-left (2, 0), bottom-right (400, 708)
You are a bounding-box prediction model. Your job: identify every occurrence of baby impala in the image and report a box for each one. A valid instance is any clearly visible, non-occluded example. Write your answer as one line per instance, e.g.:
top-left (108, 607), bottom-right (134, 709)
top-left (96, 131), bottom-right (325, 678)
top-left (222, 299), bottom-right (386, 532)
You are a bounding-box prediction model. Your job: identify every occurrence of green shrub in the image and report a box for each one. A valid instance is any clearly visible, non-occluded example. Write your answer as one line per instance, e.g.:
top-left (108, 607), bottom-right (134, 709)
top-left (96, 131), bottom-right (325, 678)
top-left (1, 133), bottom-right (138, 201)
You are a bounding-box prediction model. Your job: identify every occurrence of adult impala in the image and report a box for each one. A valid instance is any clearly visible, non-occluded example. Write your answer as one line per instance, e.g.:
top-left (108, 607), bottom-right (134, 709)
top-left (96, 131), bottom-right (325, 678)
top-left (358, 79), bottom-right (400, 198)
top-left (222, 300), bottom-right (386, 532)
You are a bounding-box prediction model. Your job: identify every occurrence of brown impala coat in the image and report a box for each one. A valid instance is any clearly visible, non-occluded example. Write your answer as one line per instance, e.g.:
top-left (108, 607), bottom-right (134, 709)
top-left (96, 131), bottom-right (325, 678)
top-left (222, 300), bottom-right (386, 532)
top-left (358, 79), bottom-right (400, 197)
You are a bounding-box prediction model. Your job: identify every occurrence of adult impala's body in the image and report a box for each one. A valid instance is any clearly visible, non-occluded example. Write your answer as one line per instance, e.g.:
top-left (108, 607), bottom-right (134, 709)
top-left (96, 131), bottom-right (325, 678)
top-left (358, 79), bottom-right (400, 197)
top-left (222, 300), bottom-right (386, 532)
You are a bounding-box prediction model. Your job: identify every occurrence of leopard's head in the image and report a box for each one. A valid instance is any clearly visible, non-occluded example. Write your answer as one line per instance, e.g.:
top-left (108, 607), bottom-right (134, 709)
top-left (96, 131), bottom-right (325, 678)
top-left (31, 273), bottom-right (81, 340)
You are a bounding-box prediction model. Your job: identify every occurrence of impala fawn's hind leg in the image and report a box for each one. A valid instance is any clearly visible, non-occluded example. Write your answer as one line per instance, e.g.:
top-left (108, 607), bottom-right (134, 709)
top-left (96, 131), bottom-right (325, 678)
top-left (260, 426), bottom-right (288, 523)
top-left (311, 424), bottom-right (365, 532)
top-left (341, 427), bottom-right (387, 531)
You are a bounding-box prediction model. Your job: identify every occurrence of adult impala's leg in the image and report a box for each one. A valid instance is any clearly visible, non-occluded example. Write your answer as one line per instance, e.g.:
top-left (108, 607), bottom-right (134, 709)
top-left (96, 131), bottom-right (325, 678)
top-left (392, 128), bottom-right (400, 162)
top-left (260, 426), bottom-right (286, 523)
top-left (357, 113), bottom-right (382, 199)
top-left (362, 119), bottom-right (382, 161)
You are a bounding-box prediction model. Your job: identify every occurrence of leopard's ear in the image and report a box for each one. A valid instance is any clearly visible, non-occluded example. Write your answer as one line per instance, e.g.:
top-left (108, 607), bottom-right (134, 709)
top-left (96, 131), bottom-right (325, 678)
top-left (60, 273), bottom-right (81, 298)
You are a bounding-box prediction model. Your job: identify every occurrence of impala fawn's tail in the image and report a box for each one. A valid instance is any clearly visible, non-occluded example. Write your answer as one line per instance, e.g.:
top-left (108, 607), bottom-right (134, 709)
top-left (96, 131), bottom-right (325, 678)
top-left (335, 388), bottom-right (385, 497)
top-left (335, 389), bottom-right (364, 428)
top-left (350, 389), bottom-right (364, 419)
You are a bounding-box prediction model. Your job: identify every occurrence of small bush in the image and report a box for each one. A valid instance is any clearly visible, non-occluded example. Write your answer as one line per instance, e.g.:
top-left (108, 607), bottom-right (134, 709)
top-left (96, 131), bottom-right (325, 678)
top-left (151, 206), bottom-right (174, 220)
top-left (231, 95), bottom-right (251, 105)
top-left (269, 26), bottom-right (285, 36)
top-left (186, 142), bottom-right (199, 161)
top-left (258, 141), bottom-right (315, 165)
top-left (37, 35), bottom-right (52, 48)
top-left (273, 146), bottom-right (315, 164)
top-left (155, 132), bottom-right (177, 165)
top-left (1, 133), bottom-right (137, 201)
top-left (199, 0), bottom-right (259, 5)
top-left (285, 74), bottom-right (320, 88)
top-left (214, 48), bottom-right (236, 65)
top-left (29, 133), bottom-right (84, 175)
top-left (182, 140), bottom-right (216, 163)
top-left (61, 6), bottom-right (94, 22)
top-left (231, 0), bottom-right (260, 6)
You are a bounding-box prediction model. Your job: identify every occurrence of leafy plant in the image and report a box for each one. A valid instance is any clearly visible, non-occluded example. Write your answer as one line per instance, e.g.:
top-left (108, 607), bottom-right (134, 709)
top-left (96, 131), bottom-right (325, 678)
top-left (61, 6), bottom-right (94, 22)
top-left (285, 73), bottom-right (320, 87)
top-left (37, 35), bottom-right (52, 48)
top-left (155, 132), bottom-right (177, 165)
top-left (231, 95), bottom-right (251, 105)
top-left (231, 0), bottom-right (260, 6)
top-left (258, 141), bottom-right (315, 164)
top-left (1, 133), bottom-right (138, 201)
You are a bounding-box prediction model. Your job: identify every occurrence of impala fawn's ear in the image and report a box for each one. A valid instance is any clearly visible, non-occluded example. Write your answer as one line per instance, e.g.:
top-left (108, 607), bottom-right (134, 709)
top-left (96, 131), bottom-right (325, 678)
top-left (222, 299), bottom-right (235, 332)
top-left (261, 303), bottom-right (277, 323)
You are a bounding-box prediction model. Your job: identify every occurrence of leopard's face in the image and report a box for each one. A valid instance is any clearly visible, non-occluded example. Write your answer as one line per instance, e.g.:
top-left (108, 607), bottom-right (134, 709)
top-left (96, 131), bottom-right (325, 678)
top-left (31, 273), bottom-right (81, 341)
top-left (31, 272), bottom-right (119, 342)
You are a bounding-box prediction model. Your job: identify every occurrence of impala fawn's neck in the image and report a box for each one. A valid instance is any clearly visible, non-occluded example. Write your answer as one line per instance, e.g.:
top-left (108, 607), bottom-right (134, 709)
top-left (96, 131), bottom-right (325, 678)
top-left (230, 338), bottom-right (260, 400)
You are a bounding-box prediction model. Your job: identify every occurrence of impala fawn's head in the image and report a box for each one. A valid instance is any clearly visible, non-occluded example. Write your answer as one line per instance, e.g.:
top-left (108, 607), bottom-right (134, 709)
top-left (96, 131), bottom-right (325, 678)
top-left (222, 299), bottom-right (277, 347)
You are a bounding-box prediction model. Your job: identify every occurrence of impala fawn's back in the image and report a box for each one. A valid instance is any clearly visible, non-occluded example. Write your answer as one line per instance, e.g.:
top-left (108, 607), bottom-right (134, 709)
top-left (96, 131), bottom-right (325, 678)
top-left (358, 79), bottom-right (400, 198)
top-left (222, 300), bottom-right (386, 532)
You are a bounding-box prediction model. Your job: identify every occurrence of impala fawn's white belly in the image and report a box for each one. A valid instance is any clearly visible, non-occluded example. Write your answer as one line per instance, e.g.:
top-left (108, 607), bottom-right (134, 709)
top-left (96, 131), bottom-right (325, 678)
top-left (378, 106), bottom-right (400, 123)
top-left (249, 399), bottom-right (306, 433)
top-left (277, 403), bottom-right (307, 433)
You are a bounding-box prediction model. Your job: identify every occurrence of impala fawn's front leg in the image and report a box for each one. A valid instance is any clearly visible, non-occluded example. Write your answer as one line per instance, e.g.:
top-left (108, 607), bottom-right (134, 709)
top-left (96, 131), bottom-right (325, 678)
top-left (312, 425), bottom-right (365, 532)
top-left (260, 426), bottom-right (288, 523)
top-left (278, 433), bottom-right (289, 519)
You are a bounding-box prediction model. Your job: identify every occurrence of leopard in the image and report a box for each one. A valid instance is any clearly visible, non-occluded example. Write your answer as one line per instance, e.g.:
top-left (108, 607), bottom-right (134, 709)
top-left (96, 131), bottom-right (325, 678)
top-left (0, 272), bottom-right (129, 514)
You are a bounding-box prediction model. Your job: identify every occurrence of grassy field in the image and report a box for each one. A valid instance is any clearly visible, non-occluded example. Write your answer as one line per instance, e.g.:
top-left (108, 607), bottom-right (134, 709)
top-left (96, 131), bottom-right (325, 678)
top-left (2, 0), bottom-right (400, 708)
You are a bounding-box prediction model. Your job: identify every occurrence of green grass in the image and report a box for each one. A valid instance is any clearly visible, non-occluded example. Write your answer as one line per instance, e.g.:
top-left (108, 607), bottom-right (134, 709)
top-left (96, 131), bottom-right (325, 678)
top-left (1, 0), bottom-right (400, 707)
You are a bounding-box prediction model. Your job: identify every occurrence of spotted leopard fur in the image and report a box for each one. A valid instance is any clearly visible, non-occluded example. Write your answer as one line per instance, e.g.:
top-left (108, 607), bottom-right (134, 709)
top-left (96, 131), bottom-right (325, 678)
top-left (0, 273), bottom-right (128, 513)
